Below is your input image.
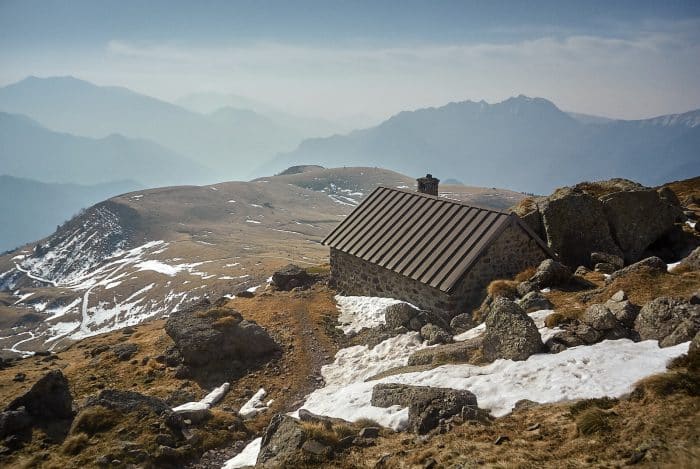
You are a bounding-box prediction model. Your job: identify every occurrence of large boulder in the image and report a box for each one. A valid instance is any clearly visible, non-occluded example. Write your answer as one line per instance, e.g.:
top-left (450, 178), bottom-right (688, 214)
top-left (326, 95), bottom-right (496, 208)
top-left (538, 188), bottom-right (622, 268)
top-left (482, 298), bottom-right (543, 361)
top-left (165, 301), bottom-right (279, 377)
top-left (256, 414), bottom-right (306, 467)
top-left (601, 189), bottom-right (682, 263)
top-left (517, 291), bottom-right (554, 313)
top-left (271, 264), bottom-right (316, 291)
top-left (5, 370), bottom-right (73, 420)
top-left (635, 297), bottom-right (700, 347)
top-left (371, 383), bottom-right (478, 434)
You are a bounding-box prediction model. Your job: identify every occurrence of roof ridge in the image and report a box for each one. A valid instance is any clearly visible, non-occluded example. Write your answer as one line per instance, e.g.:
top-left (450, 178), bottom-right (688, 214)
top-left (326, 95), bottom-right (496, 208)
top-left (377, 185), bottom-right (511, 215)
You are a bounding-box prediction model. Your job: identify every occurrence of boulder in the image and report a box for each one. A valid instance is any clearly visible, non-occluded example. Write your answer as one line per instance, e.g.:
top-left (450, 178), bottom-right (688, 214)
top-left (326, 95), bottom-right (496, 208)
top-left (257, 414), bottom-right (306, 467)
top-left (371, 383), bottom-right (478, 434)
top-left (408, 337), bottom-right (482, 366)
top-left (601, 189), bottom-right (682, 263)
top-left (689, 331), bottom-right (700, 356)
top-left (574, 266), bottom-right (591, 277)
top-left (517, 291), bottom-right (553, 313)
top-left (85, 389), bottom-right (170, 415)
top-left (538, 188), bottom-right (622, 268)
top-left (482, 299), bottom-right (543, 361)
top-left (419, 324), bottom-right (453, 345)
top-left (657, 186), bottom-right (681, 207)
top-left (605, 299), bottom-right (639, 327)
top-left (635, 297), bottom-right (700, 347)
top-left (449, 313), bottom-right (475, 334)
top-left (384, 303), bottom-right (427, 331)
top-left (165, 300), bottom-right (279, 375)
top-left (529, 259), bottom-right (572, 289)
top-left (5, 370), bottom-right (73, 420)
top-left (605, 257), bottom-right (667, 284)
top-left (112, 343), bottom-right (138, 361)
top-left (271, 264), bottom-right (315, 291)
top-left (594, 262), bottom-right (617, 274)
top-left (677, 246), bottom-right (700, 271)
top-left (0, 409), bottom-right (32, 439)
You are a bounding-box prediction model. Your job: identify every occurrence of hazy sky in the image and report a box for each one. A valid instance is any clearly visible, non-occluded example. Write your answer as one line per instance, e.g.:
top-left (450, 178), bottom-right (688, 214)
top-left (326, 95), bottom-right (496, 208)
top-left (1, 0), bottom-right (700, 122)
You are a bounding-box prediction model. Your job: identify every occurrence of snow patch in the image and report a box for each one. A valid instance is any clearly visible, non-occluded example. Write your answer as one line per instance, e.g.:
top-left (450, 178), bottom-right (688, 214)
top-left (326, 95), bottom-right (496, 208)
top-left (335, 295), bottom-right (406, 334)
top-left (222, 437), bottom-right (261, 469)
top-left (239, 388), bottom-right (269, 419)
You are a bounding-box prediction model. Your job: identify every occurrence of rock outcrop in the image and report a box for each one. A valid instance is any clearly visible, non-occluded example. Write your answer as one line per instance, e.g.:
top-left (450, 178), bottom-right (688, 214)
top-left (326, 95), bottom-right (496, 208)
top-left (514, 179), bottom-right (683, 268)
top-left (371, 383), bottom-right (478, 434)
top-left (482, 298), bottom-right (543, 361)
top-left (5, 369), bottom-right (73, 420)
top-left (605, 256), bottom-right (667, 284)
top-left (256, 414), bottom-right (306, 467)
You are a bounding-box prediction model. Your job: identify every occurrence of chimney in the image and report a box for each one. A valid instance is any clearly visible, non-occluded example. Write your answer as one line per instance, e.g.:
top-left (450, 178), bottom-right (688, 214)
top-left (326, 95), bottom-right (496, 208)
top-left (417, 174), bottom-right (439, 196)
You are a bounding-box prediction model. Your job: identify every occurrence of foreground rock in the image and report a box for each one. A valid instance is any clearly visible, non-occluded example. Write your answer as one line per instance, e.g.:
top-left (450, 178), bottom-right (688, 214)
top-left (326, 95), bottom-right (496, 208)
top-left (482, 299), bottom-right (543, 361)
top-left (271, 264), bottom-right (317, 291)
top-left (165, 300), bottom-right (279, 382)
top-left (605, 257), bottom-right (667, 284)
top-left (256, 414), bottom-right (307, 467)
top-left (371, 383), bottom-right (478, 434)
top-left (635, 297), bottom-right (700, 347)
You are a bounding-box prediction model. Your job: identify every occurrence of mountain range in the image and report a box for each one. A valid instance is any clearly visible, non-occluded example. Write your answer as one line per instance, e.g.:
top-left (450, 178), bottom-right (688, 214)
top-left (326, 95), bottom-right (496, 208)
top-left (274, 96), bottom-right (700, 193)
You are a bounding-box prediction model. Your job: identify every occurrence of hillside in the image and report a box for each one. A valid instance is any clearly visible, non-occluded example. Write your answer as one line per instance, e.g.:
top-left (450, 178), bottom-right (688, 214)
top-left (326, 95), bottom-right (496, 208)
top-left (0, 176), bottom-right (142, 253)
top-left (0, 112), bottom-right (210, 187)
top-left (0, 194), bottom-right (697, 468)
top-left (0, 167), bottom-right (523, 357)
top-left (0, 77), bottom-right (321, 180)
top-left (275, 96), bottom-right (700, 193)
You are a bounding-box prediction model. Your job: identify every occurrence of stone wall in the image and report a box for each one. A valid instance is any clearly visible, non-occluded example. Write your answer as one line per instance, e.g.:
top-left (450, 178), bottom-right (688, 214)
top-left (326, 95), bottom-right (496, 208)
top-left (329, 249), bottom-right (456, 318)
top-left (329, 219), bottom-right (550, 319)
top-left (450, 220), bottom-right (551, 315)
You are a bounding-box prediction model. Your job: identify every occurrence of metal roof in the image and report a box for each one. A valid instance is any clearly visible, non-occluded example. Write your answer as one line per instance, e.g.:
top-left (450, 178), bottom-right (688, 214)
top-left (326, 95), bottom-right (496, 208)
top-left (323, 186), bottom-right (554, 293)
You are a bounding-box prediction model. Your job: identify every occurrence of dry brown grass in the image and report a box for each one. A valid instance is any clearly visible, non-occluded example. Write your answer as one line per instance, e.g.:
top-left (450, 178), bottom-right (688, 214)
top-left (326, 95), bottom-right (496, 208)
top-left (544, 312), bottom-right (568, 328)
top-left (514, 266), bottom-right (537, 282)
top-left (196, 307), bottom-right (235, 319)
top-left (213, 315), bottom-right (239, 328)
top-left (70, 405), bottom-right (120, 435)
top-left (512, 197), bottom-right (538, 215)
top-left (61, 433), bottom-right (89, 455)
top-left (487, 279), bottom-right (519, 299)
top-left (576, 407), bottom-right (612, 435)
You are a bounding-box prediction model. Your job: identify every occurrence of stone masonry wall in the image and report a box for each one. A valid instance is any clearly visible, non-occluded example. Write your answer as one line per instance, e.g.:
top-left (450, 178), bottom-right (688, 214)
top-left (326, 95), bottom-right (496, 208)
top-left (329, 249), bottom-right (457, 318)
top-left (449, 220), bottom-right (550, 315)
top-left (329, 219), bottom-right (550, 319)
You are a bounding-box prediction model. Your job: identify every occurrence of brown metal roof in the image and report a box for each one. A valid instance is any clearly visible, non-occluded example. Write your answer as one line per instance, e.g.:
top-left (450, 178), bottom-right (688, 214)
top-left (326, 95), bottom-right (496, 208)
top-left (323, 186), bottom-right (554, 293)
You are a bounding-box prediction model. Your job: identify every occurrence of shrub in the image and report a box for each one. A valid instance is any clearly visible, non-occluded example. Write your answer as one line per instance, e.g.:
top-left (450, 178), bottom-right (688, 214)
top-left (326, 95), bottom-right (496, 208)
top-left (576, 408), bottom-right (611, 436)
top-left (515, 266), bottom-right (537, 283)
top-left (544, 312), bottom-right (567, 328)
top-left (70, 405), bottom-right (120, 435)
top-left (62, 433), bottom-right (89, 455)
top-left (569, 397), bottom-right (617, 416)
top-left (301, 422), bottom-right (339, 447)
top-left (353, 417), bottom-right (381, 429)
top-left (487, 280), bottom-right (519, 299)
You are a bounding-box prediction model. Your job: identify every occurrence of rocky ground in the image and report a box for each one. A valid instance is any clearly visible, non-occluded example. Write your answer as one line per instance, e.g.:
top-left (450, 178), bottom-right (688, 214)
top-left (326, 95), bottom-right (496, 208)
top-left (0, 175), bottom-right (698, 468)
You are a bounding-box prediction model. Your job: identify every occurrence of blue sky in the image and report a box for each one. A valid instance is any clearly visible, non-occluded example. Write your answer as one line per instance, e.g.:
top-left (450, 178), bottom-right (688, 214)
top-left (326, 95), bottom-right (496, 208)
top-left (2, 0), bottom-right (699, 121)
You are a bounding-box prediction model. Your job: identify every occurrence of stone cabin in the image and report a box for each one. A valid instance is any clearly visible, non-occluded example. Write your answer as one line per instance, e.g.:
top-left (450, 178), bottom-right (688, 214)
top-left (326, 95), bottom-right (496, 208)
top-left (323, 175), bottom-right (555, 318)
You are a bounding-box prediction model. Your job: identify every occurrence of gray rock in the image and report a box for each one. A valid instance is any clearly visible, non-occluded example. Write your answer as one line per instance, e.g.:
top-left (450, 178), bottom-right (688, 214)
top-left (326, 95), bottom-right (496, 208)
top-left (85, 389), bottom-right (169, 415)
top-left (165, 300), bottom-right (279, 378)
top-left (605, 299), bottom-right (639, 327)
top-left (516, 281), bottom-right (537, 297)
top-left (582, 304), bottom-right (619, 331)
top-left (482, 298), bottom-right (543, 361)
top-left (572, 324), bottom-right (603, 345)
top-left (594, 262), bottom-right (617, 274)
top-left (611, 290), bottom-right (627, 302)
top-left (538, 187), bottom-right (622, 268)
top-left (419, 324), bottom-right (453, 345)
top-left (635, 297), bottom-right (700, 347)
top-left (271, 264), bottom-right (316, 291)
top-left (606, 257), bottom-right (667, 284)
top-left (689, 331), bottom-right (700, 355)
top-left (676, 247), bottom-right (700, 272)
top-left (601, 188), bottom-right (683, 263)
top-left (517, 291), bottom-right (553, 313)
top-left (408, 337), bottom-right (482, 366)
top-left (529, 259), bottom-right (572, 288)
top-left (112, 343), bottom-right (138, 361)
top-left (371, 383), bottom-right (478, 434)
top-left (591, 252), bottom-right (624, 270)
top-left (5, 370), bottom-right (73, 420)
top-left (449, 313), bottom-right (475, 334)
top-left (384, 303), bottom-right (426, 331)
top-left (173, 408), bottom-right (212, 424)
top-left (257, 414), bottom-right (305, 467)
top-left (358, 427), bottom-right (380, 438)
top-left (0, 409), bottom-right (32, 439)
top-left (658, 186), bottom-right (681, 207)
top-left (301, 439), bottom-right (332, 457)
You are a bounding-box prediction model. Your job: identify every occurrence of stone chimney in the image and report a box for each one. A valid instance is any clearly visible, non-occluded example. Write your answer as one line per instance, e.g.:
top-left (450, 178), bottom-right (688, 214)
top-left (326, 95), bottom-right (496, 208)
top-left (417, 174), bottom-right (439, 196)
